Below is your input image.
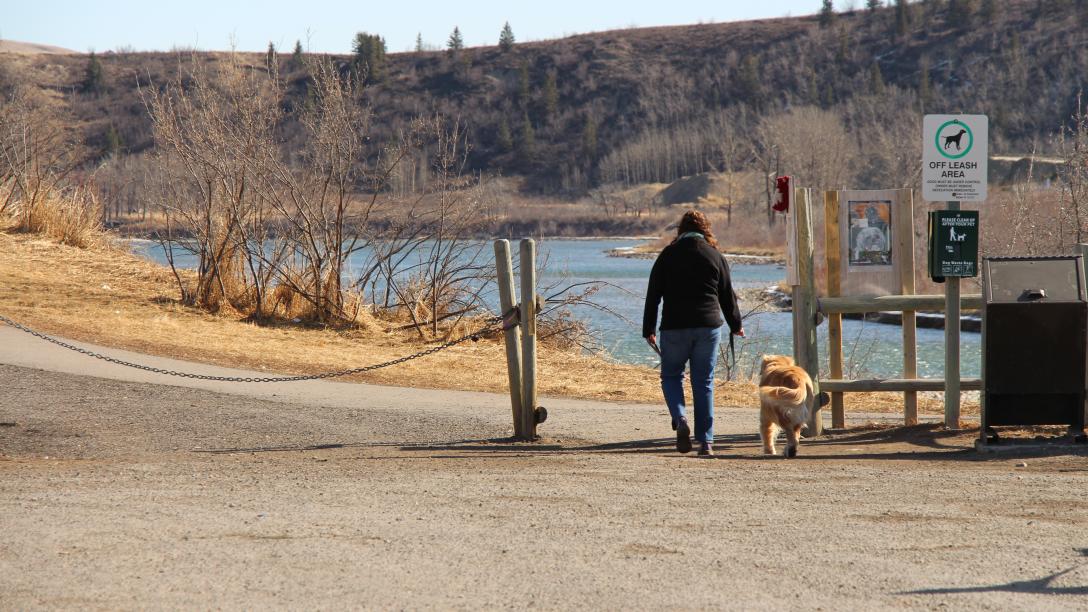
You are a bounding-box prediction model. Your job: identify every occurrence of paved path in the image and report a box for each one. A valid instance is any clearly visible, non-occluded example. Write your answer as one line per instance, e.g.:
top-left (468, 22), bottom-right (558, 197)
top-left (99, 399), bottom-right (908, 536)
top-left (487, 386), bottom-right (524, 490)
top-left (2, 324), bottom-right (1087, 610)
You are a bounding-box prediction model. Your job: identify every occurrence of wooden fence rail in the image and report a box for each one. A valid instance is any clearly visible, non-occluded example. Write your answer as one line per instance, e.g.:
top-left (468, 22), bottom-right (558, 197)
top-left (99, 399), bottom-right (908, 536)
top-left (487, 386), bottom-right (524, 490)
top-left (819, 295), bottom-right (982, 314)
top-left (821, 378), bottom-right (982, 393)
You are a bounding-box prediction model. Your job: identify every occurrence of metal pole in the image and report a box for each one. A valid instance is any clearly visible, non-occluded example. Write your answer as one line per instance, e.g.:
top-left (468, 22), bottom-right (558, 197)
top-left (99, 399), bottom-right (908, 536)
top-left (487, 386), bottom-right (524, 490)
top-left (493, 240), bottom-right (524, 439)
top-left (945, 200), bottom-right (961, 428)
top-left (519, 239), bottom-right (538, 439)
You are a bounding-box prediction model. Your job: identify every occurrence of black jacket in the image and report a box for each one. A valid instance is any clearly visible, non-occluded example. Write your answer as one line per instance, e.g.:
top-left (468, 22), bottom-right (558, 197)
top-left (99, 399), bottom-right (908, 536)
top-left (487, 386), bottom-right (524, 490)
top-left (642, 236), bottom-right (743, 337)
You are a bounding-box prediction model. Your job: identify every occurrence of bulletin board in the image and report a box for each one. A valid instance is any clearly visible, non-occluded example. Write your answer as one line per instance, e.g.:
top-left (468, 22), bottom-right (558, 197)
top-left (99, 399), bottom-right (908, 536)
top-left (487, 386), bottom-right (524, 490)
top-left (837, 189), bottom-right (913, 297)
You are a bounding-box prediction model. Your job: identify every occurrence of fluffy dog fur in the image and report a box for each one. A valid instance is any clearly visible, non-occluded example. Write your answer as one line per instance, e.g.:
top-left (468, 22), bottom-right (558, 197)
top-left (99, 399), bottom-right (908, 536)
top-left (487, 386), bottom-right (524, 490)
top-left (759, 355), bottom-right (816, 458)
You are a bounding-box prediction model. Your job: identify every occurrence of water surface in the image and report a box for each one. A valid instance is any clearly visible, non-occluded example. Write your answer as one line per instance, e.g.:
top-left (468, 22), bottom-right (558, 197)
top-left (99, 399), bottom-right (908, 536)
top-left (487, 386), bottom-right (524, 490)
top-left (129, 238), bottom-right (980, 380)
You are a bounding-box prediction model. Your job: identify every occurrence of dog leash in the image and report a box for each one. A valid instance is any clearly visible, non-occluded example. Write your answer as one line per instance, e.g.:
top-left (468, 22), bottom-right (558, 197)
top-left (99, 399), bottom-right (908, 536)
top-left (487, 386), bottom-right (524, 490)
top-left (728, 331), bottom-right (737, 373)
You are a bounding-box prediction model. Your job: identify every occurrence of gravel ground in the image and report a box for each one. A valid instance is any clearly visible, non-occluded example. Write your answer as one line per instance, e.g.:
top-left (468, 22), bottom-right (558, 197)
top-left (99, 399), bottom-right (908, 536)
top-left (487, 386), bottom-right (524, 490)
top-left (2, 331), bottom-right (1088, 610)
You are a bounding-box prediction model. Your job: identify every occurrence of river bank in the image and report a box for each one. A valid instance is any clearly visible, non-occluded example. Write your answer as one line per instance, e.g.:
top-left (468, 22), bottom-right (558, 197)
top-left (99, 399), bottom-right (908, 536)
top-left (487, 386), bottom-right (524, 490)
top-left (607, 242), bottom-right (786, 265)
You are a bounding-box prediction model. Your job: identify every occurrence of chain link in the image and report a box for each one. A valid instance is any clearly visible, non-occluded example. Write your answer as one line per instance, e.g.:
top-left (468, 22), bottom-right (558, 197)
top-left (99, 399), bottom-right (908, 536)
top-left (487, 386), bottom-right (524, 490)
top-left (0, 313), bottom-right (510, 383)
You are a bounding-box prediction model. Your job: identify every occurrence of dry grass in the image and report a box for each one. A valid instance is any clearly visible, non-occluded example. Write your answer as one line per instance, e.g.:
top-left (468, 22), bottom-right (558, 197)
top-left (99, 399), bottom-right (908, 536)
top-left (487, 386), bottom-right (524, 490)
top-left (6, 189), bottom-right (108, 249)
top-left (0, 232), bottom-right (667, 402)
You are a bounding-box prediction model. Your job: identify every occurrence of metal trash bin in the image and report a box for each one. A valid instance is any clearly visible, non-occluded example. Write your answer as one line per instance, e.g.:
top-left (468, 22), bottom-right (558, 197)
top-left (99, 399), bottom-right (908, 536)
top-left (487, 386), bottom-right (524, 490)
top-left (982, 256), bottom-right (1087, 443)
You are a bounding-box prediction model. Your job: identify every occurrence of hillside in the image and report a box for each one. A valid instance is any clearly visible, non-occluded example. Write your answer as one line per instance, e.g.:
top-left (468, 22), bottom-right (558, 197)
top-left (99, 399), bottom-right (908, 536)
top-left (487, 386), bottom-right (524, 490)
top-left (2, 0), bottom-right (1086, 200)
top-left (0, 39), bottom-right (76, 54)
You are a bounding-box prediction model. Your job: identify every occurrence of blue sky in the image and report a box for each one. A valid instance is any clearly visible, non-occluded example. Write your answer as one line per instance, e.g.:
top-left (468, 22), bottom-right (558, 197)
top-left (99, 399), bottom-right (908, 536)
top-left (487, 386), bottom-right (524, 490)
top-left (4, 1), bottom-right (836, 54)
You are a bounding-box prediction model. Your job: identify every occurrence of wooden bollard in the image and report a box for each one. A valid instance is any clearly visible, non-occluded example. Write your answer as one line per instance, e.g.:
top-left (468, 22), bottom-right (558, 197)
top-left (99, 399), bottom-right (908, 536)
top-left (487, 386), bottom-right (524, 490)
top-left (493, 240), bottom-right (524, 439)
top-left (519, 239), bottom-right (539, 439)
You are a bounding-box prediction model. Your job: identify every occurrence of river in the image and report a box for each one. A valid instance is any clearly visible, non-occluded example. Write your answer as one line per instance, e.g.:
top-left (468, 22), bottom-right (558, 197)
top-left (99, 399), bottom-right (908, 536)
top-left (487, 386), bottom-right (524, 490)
top-left (128, 238), bottom-right (981, 380)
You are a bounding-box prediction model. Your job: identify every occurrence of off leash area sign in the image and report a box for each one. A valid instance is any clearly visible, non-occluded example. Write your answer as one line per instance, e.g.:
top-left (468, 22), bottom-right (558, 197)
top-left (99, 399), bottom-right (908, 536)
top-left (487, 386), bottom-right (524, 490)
top-left (922, 114), bottom-right (988, 202)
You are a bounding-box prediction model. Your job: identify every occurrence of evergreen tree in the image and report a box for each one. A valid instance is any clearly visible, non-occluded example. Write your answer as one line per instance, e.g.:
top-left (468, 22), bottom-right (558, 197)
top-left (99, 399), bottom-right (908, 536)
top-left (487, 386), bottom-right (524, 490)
top-left (352, 32), bottom-right (387, 83)
top-left (894, 0), bottom-right (912, 34)
top-left (819, 0), bottom-right (836, 28)
top-left (517, 111), bottom-right (535, 162)
top-left (807, 70), bottom-right (821, 105)
top-left (290, 40), bottom-right (303, 70)
top-left (542, 71), bottom-right (558, 123)
top-left (835, 27), bottom-right (851, 64)
top-left (415, 32), bottom-right (424, 52)
top-left (869, 62), bottom-right (886, 95)
top-left (822, 82), bottom-right (836, 108)
top-left (738, 55), bottom-right (763, 109)
top-left (948, 0), bottom-right (975, 23)
top-left (265, 41), bottom-right (277, 73)
top-left (918, 58), bottom-right (932, 112)
top-left (104, 125), bottom-right (123, 157)
top-left (447, 26), bottom-right (464, 52)
top-left (581, 115), bottom-right (598, 161)
top-left (82, 51), bottom-right (103, 95)
top-left (867, 0), bottom-right (883, 10)
top-left (499, 22), bottom-right (515, 52)
top-left (517, 61), bottom-right (531, 109)
top-left (497, 117), bottom-right (513, 152)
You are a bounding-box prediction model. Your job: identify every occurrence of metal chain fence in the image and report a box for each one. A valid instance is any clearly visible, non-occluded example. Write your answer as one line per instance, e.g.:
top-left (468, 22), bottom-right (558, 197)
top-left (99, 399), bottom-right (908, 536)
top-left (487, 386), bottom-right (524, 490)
top-left (0, 312), bottom-right (517, 384)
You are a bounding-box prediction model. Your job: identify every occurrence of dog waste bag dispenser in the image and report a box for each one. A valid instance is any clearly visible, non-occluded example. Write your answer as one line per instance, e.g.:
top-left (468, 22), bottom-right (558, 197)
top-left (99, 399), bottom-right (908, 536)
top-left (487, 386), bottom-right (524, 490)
top-left (983, 256), bottom-right (1087, 436)
top-left (929, 210), bottom-right (979, 282)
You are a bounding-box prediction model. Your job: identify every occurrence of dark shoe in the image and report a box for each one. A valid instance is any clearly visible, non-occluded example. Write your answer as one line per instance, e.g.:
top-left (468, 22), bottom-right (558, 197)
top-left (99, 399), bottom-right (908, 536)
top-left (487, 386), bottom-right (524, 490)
top-left (698, 442), bottom-right (714, 457)
top-left (675, 418), bottom-right (692, 454)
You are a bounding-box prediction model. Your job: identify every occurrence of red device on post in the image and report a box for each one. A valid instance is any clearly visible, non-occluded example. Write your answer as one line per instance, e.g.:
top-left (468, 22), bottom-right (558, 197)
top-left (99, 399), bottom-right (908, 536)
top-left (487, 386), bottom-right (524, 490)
top-left (773, 176), bottom-right (791, 213)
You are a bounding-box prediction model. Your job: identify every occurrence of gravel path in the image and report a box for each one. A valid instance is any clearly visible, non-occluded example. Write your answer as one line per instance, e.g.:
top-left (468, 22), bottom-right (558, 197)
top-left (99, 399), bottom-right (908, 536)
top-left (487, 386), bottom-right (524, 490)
top-left (1, 326), bottom-right (1087, 610)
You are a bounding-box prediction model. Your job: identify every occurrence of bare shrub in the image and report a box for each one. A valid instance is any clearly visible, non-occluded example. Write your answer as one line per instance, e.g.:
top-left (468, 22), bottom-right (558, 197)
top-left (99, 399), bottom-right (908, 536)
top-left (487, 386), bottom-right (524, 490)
top-left (0, 90), bottom-right (81, 221)
top-left (144, 52), bottom-right (285, 316)
top-left (145, 53), bottom-right (497, 336)
top-left (0, 87), bottom-right (105, 248)
top-left (757, 106), bottom-right (855, 193)
top-left (842, 88), bottom-right (923, 189)
top-left (1056, 92), bottom-right (1088, 246)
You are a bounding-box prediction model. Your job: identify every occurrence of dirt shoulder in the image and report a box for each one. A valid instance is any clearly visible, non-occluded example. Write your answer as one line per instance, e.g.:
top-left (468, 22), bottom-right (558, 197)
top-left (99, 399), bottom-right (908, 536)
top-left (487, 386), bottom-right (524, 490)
top-left (2, 363), bottom-right (1086, 610)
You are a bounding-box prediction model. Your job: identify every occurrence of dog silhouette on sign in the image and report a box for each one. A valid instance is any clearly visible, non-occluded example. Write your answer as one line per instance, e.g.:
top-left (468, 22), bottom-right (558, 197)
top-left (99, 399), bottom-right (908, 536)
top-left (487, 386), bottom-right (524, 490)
top-left (943, 128), bottom-right (968, 151)
top-left (949, 227), bottom-right (966, 242)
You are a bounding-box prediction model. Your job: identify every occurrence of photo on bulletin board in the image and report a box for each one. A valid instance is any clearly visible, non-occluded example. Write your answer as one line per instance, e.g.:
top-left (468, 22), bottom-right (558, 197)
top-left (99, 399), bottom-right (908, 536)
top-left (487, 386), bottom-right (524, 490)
top-left (847, 200), bottom-right (893, 268)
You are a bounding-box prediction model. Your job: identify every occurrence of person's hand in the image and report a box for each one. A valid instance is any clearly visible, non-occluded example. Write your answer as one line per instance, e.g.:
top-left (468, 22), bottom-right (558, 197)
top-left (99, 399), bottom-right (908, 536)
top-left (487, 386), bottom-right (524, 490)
top-left (733, 328), bottom-right (746, 338)
top-left (646, 334), bottom-right (660, 354)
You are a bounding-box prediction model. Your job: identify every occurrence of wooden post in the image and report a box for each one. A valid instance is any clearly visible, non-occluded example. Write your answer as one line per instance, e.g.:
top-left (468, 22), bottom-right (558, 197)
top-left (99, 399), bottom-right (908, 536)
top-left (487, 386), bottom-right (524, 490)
top-left (493, 240), bottom-right (525, 439)
top-left (519, 239), bottom-right (539, 439)
top-left (898, 190), bottom-right (918, 426)
top-left (945, 201), bottom-right (961, 429)
top-left (824, 190), bottom-right (845, 429)
top-left (793, 188), bottom-right (822, 436)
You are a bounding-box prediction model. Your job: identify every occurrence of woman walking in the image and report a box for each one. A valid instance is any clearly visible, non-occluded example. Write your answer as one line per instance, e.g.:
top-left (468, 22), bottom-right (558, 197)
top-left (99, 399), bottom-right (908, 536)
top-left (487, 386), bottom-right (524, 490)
top-left (642, 211), bottom-right (744, 456)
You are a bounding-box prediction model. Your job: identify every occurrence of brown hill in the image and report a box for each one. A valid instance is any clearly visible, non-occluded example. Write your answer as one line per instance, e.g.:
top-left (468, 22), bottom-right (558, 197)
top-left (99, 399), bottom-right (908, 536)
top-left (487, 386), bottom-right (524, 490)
top-left (3, 0), bottom-right (1087, 196)
top-left (0, 39), bottom-right (76, 54)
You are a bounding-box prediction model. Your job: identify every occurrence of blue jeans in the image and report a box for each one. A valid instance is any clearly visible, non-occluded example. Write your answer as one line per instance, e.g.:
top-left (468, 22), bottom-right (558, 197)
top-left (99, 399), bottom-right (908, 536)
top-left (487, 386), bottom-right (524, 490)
top-left (659, 327), bottom-right (722, 443)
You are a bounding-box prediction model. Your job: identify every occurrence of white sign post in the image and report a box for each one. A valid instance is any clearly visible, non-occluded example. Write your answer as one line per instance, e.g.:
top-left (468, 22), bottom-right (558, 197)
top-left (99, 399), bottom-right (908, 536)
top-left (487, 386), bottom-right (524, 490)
top-left (923, 114), bottom-right (988, 202)
top-left (922, 113), bottom-right (988, 431)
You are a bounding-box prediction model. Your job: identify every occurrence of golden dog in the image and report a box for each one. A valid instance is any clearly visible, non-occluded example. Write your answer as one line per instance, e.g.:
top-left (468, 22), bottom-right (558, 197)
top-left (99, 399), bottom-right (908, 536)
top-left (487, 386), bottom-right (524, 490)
top-left (759, 355), bottom-right (816, 458)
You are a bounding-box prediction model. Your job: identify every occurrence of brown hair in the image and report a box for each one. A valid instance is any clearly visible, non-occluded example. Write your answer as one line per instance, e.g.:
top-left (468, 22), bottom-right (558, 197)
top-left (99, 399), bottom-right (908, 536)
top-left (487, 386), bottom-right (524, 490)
top-left (675, 210), bottom-right (719, 248)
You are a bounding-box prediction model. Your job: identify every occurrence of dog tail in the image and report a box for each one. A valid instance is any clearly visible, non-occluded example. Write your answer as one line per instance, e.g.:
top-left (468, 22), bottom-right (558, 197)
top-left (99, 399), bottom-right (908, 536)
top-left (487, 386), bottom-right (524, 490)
top-left (759, 384), bottom-right (806, 406)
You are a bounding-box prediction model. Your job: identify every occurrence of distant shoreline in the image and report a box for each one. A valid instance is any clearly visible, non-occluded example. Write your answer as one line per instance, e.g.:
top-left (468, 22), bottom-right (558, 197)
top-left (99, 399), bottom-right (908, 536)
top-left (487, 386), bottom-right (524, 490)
top-left (607, 245), bottom-right (785, 265)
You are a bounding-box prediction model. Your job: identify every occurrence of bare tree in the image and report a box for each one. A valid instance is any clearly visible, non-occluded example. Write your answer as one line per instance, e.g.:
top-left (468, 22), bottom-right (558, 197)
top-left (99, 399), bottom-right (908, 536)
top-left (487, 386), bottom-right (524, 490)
top-left (1057, 92), bottom-right (1088, 245)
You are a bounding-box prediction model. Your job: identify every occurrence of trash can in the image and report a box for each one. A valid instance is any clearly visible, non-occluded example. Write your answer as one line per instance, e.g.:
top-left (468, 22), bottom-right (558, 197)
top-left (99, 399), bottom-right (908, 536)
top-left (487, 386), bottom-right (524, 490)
top-left (982, 256), bottom-right (1087, 442)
